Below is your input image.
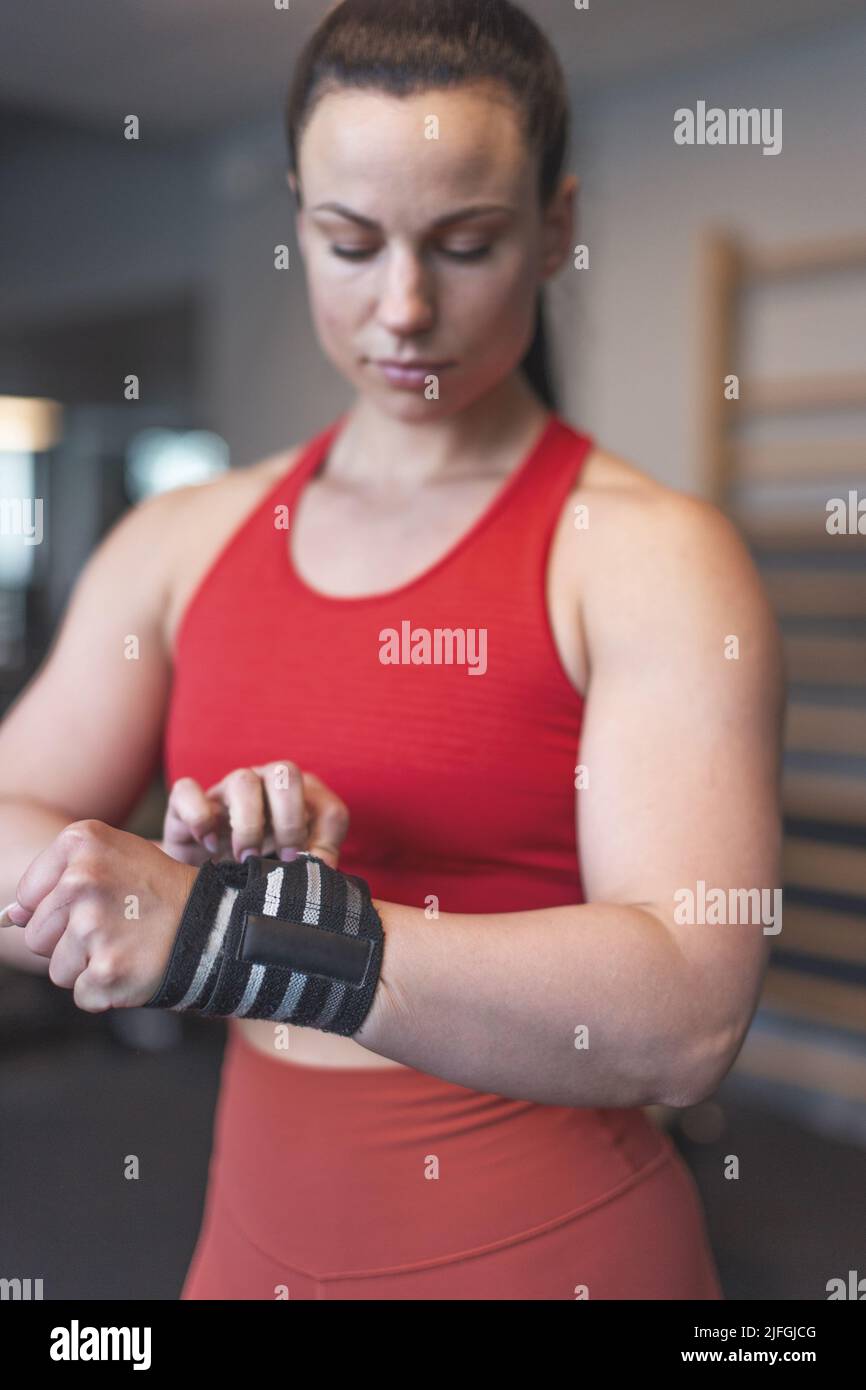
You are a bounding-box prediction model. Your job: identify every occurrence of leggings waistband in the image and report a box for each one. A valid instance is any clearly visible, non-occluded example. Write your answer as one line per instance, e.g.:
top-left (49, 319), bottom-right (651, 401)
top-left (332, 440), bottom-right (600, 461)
top-left (201, 1024), bottom-right (672, 1276)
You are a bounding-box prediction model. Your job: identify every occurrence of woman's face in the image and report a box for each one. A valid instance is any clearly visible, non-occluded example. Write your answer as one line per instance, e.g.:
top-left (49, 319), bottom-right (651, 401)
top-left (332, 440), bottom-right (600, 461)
top-left (293, 82), bottom-right (575, 420)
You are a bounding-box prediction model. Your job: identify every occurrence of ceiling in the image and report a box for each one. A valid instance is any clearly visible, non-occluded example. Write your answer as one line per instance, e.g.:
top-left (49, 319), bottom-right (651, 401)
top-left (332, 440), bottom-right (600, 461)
top-left (0, 0), bottom-right (859, 137)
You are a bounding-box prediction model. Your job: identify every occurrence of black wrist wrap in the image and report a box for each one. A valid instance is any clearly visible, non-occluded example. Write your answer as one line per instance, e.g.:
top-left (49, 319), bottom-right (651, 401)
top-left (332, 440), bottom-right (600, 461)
top-left (143, 852), bottom-right (385, 1037)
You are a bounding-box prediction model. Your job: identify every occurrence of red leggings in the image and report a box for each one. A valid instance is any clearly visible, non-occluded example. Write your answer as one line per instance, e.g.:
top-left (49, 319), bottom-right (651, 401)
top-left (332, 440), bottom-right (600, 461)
top-left (182, 1025), bottom-right (723, 1300)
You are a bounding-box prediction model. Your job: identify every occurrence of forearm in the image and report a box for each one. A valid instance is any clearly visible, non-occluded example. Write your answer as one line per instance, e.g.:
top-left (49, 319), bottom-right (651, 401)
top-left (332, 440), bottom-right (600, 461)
top-left (0, 797), bottom-right (73, 973)
top-left (355, 899), bottom-right (731, 1109)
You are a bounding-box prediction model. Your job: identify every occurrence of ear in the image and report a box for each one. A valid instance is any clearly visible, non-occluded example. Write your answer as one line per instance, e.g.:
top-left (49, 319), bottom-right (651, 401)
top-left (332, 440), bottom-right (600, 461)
top-left (287, 171), bottom-right (308, 255)
top-left (540, 173), bottom-right (579, 282)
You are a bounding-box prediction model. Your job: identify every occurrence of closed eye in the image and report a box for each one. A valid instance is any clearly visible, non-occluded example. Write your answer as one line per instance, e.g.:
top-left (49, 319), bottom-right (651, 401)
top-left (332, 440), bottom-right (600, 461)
top-left (442, 246), bottom-right (492, 262)
top-left (330, 245), bottom-right (492, 263)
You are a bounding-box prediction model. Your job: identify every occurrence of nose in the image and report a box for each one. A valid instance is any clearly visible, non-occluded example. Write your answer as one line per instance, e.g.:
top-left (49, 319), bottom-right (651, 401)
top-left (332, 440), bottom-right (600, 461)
top-left (376, 244), bottom-right (436, 337)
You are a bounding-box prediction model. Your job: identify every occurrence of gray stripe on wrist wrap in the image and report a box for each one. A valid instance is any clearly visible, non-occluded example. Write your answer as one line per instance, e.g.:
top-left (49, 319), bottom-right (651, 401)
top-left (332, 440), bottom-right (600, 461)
top-left (143, 852), bottom-right (384, 1037)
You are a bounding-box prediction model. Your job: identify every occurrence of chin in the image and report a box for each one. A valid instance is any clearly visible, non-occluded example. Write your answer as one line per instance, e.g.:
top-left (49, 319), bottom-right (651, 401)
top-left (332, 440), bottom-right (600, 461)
top-left (376, 395), bottom-right (456, 423)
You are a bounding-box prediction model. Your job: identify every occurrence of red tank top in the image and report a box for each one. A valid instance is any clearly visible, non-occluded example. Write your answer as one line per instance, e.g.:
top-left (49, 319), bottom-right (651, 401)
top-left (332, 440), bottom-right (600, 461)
top-left (164, 412), bottom-right (594, 914)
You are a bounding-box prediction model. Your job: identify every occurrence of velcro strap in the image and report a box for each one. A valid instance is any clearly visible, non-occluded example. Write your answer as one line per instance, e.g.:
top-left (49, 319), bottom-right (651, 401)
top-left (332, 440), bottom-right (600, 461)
top-left (240, 912), bottom-right (375, 986)
top-left (144, 852), bottom-right (385, 1037)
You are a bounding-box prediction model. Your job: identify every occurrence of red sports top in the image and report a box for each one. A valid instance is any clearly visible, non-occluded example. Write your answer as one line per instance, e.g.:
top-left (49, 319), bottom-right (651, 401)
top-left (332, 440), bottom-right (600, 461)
top-left (167, 413), bottom-right (724, 1297)
top-left (164, 412), bottom-right (593, 914)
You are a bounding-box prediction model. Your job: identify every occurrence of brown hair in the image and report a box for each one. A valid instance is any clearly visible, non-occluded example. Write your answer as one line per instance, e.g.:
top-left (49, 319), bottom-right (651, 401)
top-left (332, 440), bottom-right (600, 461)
top-left (285, 0), bottom-right (571, 409)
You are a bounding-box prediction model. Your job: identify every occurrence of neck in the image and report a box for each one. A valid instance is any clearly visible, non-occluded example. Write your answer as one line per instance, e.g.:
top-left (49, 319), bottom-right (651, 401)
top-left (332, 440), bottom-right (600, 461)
top-left (324, 372), bottom-right (552, 498)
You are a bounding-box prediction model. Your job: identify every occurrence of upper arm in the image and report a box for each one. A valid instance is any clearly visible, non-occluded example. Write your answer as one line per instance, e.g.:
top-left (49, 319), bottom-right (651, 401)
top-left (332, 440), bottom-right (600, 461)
top-left (575, 488), bottom-right (785, 1061)
top-left (0, 490), bottom-right (179, 827)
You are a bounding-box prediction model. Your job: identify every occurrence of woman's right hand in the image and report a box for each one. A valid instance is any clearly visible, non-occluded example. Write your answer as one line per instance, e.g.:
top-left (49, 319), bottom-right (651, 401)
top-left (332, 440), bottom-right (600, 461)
top-left (160, 763), bottom-right (349, 871)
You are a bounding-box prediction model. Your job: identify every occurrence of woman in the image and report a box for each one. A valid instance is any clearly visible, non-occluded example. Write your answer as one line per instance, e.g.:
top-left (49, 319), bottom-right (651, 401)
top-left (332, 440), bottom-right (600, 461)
top-left (0, 0), bottom-right (783, 1299)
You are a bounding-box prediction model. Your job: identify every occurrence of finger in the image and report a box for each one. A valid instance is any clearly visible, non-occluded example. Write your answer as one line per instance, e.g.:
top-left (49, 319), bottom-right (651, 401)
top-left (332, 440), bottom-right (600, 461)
top-left (258, 762), bottom-right (308, 861)
top-left (73, 961), bottom-right (114, 1014)
top-left (22, 874), bottom-right (79, 959)
top-left (14, 823), bottom-right (88, 931)
top-left (47, 922), bottom-right (90, 990)
top-left (220, 768), bottom-right (266, 861)
top-left (301, 773), bottom-right (349, 870)
top-left (163, 800), bottom-right (227, 858)
top-left (0, 900), bottom-right (28, 927)
top-left (165, 778), bottom-right (222, 853)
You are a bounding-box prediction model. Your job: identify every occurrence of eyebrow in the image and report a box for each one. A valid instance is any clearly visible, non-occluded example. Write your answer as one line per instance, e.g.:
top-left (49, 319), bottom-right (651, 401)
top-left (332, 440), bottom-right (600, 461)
top-left (310, 202), bottom-right (516, 229)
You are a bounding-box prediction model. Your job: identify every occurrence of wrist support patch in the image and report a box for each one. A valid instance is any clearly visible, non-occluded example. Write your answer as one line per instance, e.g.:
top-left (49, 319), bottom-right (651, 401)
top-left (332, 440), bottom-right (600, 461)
top-left (144, 852), bottom-right (384, 1036)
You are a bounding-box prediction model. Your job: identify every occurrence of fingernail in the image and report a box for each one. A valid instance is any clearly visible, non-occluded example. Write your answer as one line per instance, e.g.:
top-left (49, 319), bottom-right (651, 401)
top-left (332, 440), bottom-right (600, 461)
top-left (239, 848), bottom-right (259, 863)
top-left (279, 847), bottom-right (299, 862)
top-left (203, 834), bottom-right (219, 853)
top-left (0, 900), bottom-right (28, 927)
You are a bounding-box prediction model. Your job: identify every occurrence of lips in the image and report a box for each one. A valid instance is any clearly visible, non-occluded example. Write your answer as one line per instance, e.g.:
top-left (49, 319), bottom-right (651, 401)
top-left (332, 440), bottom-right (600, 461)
top-left (369, 358), bottom-right (456, 390)
top-left (374, 359), bottom-right (453, 369)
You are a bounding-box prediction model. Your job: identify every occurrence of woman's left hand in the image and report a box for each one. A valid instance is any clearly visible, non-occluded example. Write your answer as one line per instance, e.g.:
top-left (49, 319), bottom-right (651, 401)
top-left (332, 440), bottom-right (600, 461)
top-left (4, 820), bottom-right (198, 1013)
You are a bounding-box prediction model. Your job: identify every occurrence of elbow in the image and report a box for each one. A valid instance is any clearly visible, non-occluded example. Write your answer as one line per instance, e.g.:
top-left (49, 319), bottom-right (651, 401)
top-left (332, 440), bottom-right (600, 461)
top-left (655, 1017), bottom-right (744, 1109)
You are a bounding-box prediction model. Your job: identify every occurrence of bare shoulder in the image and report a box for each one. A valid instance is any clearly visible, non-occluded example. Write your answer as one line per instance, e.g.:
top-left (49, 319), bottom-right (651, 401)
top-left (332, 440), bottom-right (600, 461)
top-left (157, 444), bottom-right (304, 529)
top-left (147, 444), bottom-right (306, 653)
top-left (559, 444), bottom-right (783, 667)
top-left (573, 445), bottom-right (763, 579)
